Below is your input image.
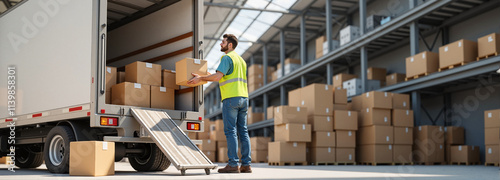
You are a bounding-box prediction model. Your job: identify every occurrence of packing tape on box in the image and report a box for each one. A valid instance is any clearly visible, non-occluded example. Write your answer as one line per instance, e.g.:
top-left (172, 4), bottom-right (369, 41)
top-left (146, 63), bottom-right (153, 68)
top-left (488, 113), bottom-right (492, 118)
top-left (386, 136), bottom-right (390, 142)
top-left (459, 146), bottom-right (462, 151)
top-left (445, 47), bottom-right (448, 52)
top-left (302, 124), bottom-right (306, 130)
top-left (207, 151), bottom-right (211, 155)
top-left (336, 76), bottom-right (339, 80)
top-left (134, 83), bottom-right (141, 89)
top-left (385, 92), bottom-right (388, 97)
top-left (348, 131), bottom-right (352, 136)
top-left (302, 101), bottom-right (305, 105)
top-left (327, 116), bottom-right (331, 122)
top-left (325, 85), bottom-right (329, 90)
top-left (444, 127), bottom-right (448, 132)
top-left (404, 102), bottom-right (407, 107)
top-left (488, 148), bottom-right (492, 154)
top-left (440, 145), bottom-right (443, 149)
top-left (458, 42), bottom-right (462, 47)
top-left (366, 93), bottom-right (369, 98)
top-left (419, 126), bottom-right (422, 131)
top-left (392, 75), bottom-right (394, 79)
top-left (297, 107), bottom-right (300, 112)
top-left (208, 140), bottom-right (211, 143)
top-left (194, 59), bottom-right (201, 64)
top-left (406, 127), bottom-right (409, 133)
top-left (389, 145), bottom-right (392, 150)
top-left (293, 142), bottom-right (297, 147)
top-left (286, 124), bottom-right (289, 130)
top-left (160, 87), bottom-right (167, 92)
top-left (107, 67), bottom-right (111, 73)
top-left (103, 142), bottom-right (108, 150)
top-left (367, 69), bottom-right (370, 73)
top-left (384, 117), bottom-right (388, 122)
top-left (327, 132), bottom-right (330, 137)
top-left (328, 147), bottom-right (331, 153)
top-left (439, 126), bottom-right (443, 131)
top-left (171, 70), bottom-right (176, 73)
top-left (411, 57), bottom-right (414, 62)
top-left (348, 111), bottom-right (351, 116)
top-left (488, 36), bottom-right (493, 42)
top-left (349, 154), bottom-right (352, 160)
top-left (326, 108), bottom-right (329, 113)
top-left (366, 108), bottom-right (369, 113)
top-left (406, 110), bottom-right (409, 115)
top-left (277, 107), bottom-right (279, 113)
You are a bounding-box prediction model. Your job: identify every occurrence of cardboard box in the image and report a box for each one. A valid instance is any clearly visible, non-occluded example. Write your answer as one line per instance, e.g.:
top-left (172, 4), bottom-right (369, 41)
top-left (105, 66), bottom-right (117, 92)
top-left (187, 132), bottom-right (197, 139)
top-left (367, 67), bottom-right (387, 83)
top-left (70, 141), bottom-right (114, 176)
top-left (218, 147), bottom-right (228, 162)
top-left (392, 109), bottom-right (414, 127)
top-left (446, 144), bottom-right (452, 163)
top-left (288, 88), bottom-right (302, 107)
top-left (248, 83), bottom-right (263, 93)
top-left (394, 127), bottom-right (413, 145)
top-left (105, 91), bottom-right (111, 104)
top-left (485, 145), bottom-right (499, 163)
top-left (485, 128), bottom-right (500, 145)
top-left (351, 95), bottom-right (363, 111)
top-left (150, 86), bottom-right (174, 109)
top-left (202, 150), bottom-right (216, 162)
top-left (125, 61), bottom-right (162, 86)
top-left (175, 58), bottom-right (208, 87)
top-left (336, 130), bottom-right (356, 148)
top-left (413, 139), bottom-right (444, 162)
top-left (250, 137), bottom-right (271, 150)
top-left (217, 141), bottom-right (228, 150)
top-left (311, 132), bottom-right (335, 147)
top-left (393, 145), bottom-right (413, 163)
top-left (214, 119), bottom-right (224, 131)
top-left (266, 106), bottom-right (274, 120)
top-left (392, 93), bottom-right (410, 110)
top-left (333, 87), bottom-right (347, 104)
top-left (478, 33), bottom-right (500, 58)
top-left (358, 126), bottom-right (393, 145)
top-left (210, 131), bottom-right (226, 141)
top-left (333, 73), bottom-right (358, 88)
top-left (439, 39), bottom-right (478, 68)
top-left (310, 147), bottom-right (335, 162)
top-left (300, 84), bottom-right (334, 116)
top-left (362, 91), bottom-right (392, 109)
top-left (358, 145), bottom-right (393, 163)
top-left (162, 70), bottom-right (180, 90)
top-left (0, 156), bottom-right (10, 164)
top-left (340, 25), bottom-right (360, 46)
top-left (316, 36), bottom-right (327, 54)
top-left (333, 110), bottom-right (358, 130)
top-left (485, 109), bottom-right (500, 128)
top-left (406, 51), bottom-right (439, 78)
top-left (111, 82), bottom-right (150, 108)
top-left (450, 145), bottom-right (480, 163)
top-left (117, 71), bottom-right (125, 84)
top-left (274, 106), bottom-right (308, 125)
top-left (268, 142), bottom-right (306, 162)
top-left (336, 148), bottom-right (355, 162)
top-left (359, 108), bottom-right (391, 127)
top-left (445, 126), bottom-right (464, 145)
top-left (251, 150), bottom-right (268, 162)
top-left (274, 124), bottom-right (311, 142)
top-left (277, 58), bottom-right (301, 69)
top-left (386, 73), bottom-right (406, 86)
top-left (414, 125), bottom-right (445, 144)
top-left (333, 104), bottom-right (348, 111)
top-left (248, 64), bottom-right (275, 76)
top-left (199, 139), bottom-right (216, 151)
top-left (343, 79), bottom-right (381, 97)
top-left (203, 119), bottom-right (212, 132)
top-left (308, 116), bottom-right (334, 132)
top-left (248, 112), bottom-right (264, 124)
top-left (248, 74), bottom-right (272, 85)
top-left (197, 132), bottom-right (210, 139)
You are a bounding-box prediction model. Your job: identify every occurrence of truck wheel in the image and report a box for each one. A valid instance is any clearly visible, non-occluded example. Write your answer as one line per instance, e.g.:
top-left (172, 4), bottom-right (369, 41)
top-left (129, 144), bottom-right (171, 172)
top-left (44, 126), bottom-right (75, 174)
top-left (15, 146), bottom-right (44, 168)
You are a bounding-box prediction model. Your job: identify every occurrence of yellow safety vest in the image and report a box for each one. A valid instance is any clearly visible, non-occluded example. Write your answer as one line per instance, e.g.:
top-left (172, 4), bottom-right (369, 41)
top-left (219, 51), bottom-right (248, 101)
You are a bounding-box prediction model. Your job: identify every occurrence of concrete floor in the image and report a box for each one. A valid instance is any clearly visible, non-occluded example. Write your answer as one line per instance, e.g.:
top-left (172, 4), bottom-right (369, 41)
top-left (0, 162), bottom-right (499, 179)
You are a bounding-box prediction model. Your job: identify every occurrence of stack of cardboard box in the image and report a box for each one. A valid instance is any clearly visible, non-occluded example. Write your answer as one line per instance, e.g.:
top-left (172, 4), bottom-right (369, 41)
top-left (367, 67), bottom-right (387, 86)
top-left (248, 107), bottom-right (264, 125)
top-left (477, 33), bottom-right (499, 59)
top-left (315, 36), bottom-right (340, 59)
top-left (333, 73), bottom-right (358, 89)
top-left (356, 91), bottom-right (394, 164)
top-left (405, 51), bottom-right (439, 80)
top-left (386, 73), bottom-right (406, 86)
top-left (208, 119), bottom-right (227, 163)
top-left (439, 39), bottom-right (477, 71)
top-left (251, 137), bottom-right (271, 163)
top-left (333, 89), bottom-right (358, 164)
top-left (269, 105), bottom-right (310, 165)
top-left (276, 58), bottom-right (301, 78)
top-left (444, 126), bottom-right (464, 164)
top-left (392, 93), bottom-right (413, 164)
top-left (248, 64), bottom-right (274, 93)
top-left (413, 125), bottom-right (445, 165)
top-left (484, 109), bottom-right (500, 166)
top-left (266, 106), bottom-right (274, 120)
top-left (197, 119), bottom-right (216, 162)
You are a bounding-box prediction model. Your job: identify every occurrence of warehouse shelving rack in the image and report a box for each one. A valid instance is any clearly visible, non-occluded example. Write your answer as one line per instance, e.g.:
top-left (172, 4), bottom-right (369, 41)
top-left (203, 0), bottom-right (500, 137)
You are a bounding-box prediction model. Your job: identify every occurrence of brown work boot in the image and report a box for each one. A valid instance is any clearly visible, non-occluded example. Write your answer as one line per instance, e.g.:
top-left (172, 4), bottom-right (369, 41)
top-left (218, 164), bottom-right (240, 173)
top-left (240, 165), bottom-right (252, 173)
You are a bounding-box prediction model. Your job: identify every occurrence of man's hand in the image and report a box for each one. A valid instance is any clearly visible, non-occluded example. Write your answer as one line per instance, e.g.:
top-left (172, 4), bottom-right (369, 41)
top-left (187, 73), bottom-right (201, 85)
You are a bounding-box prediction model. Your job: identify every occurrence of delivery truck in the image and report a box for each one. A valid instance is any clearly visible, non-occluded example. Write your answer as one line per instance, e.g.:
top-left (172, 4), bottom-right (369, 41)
top-left (0, 0), bottom-right (215, 175)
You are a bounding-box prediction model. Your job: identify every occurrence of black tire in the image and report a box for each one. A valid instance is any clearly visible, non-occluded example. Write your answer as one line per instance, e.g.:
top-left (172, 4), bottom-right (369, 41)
top-left (129, 144), bottom-right (171, 172)
top-left (44, 126), bottom-right (75, 174)
top-left (15, 146), bottom-right (44, 168)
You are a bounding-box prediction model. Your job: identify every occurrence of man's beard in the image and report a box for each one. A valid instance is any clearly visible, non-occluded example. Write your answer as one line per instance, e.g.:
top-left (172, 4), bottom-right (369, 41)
top-left (220, 44), bottom-right (229, 52)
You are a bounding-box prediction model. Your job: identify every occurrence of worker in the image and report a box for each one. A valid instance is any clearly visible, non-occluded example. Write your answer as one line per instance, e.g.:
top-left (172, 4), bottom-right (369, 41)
top-left (188, 34), bottom-right (252, 173)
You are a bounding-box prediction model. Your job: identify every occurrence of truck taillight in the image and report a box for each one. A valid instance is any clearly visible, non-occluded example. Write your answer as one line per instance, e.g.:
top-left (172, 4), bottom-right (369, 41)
top-left (100, 117), bottom-right (118, 126)
top-left (199, 117), bottom-right (202, 121)
top-left (187, 122), bottom-right (200, 130)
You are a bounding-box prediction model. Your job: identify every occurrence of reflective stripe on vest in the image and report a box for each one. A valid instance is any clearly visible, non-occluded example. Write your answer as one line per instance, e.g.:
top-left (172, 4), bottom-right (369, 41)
top-left (218, 51), bottom-right (248, 101)
top-left (219, 77), bottom-right (248, 86)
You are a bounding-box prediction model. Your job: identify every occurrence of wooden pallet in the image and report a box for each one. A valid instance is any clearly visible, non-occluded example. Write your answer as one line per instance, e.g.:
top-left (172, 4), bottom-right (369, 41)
top-left (450, 162), bottom-right (481, 165)
top-left (438, 62), bottom-right (466, 72)
top-left (477, 52), bottom-right (498, 61)
top-left (405, 72), bottom-right (429, 81)
top-left (392, 162), bottom-right (414, 165)
top-left (414, 162), bottom-right (447, 165)
top-left (336, 162), bottom-right (356, 165)
top-left (268, 161), bottom-right (308, 166)
top-left (251, 161), bottom-right (267, 163)
top-left (310, 162), bottom-right (335, 166)
top-left (359, 162), bottom-right (393, 166)
top-left (484, 162), bottom-right (499, 166)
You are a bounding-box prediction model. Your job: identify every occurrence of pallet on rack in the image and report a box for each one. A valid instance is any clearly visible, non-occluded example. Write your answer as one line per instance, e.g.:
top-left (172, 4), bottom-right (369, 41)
top-left (438, 62), bottom-right (466, 72)
top-left (359, 162), bottom-right (393, 166)
top-left (335, 162), bottom-right (356, 165)
top-left (414, 162), bottom-right (447, 165)
top-left (405, 72), bottom-right (429, 81)
top-left (392, 162), bottom-right (414, 165)
top-left (310, 162), bottom-right (335, 166)
top-left (450, 162), bottom-right (481, 165)
top-left (484, 162), bottom-right (499, 166)
top-left (268, 161), bottom-right (307, 166)
top-left (477, 52), bottom-right (498, 61)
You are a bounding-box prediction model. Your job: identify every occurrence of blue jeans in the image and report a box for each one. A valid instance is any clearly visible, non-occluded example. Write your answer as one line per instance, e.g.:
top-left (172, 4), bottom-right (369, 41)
top-left (222, 97), bottom-right (251, 167)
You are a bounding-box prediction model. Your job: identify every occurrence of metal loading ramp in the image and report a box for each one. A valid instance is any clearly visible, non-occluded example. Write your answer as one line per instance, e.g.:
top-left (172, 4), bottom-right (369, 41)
top-left (130, 108), bottom-right (217, 175)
